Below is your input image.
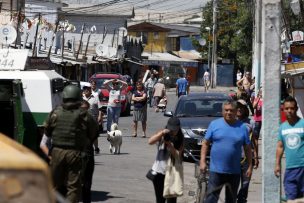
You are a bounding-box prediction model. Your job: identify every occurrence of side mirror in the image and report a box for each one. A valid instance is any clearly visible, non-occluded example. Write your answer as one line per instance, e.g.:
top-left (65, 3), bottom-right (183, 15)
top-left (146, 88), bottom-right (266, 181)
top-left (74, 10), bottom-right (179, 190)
top-left (164, 111), bottom-right (173, 117)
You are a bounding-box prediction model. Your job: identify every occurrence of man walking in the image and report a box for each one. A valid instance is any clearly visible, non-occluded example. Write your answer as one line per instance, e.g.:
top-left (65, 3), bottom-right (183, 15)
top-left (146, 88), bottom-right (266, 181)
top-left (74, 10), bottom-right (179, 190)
top-left (83, 84), bottom-right (103, 153)
top-left (200, 100), bottom-right (253, 203)
top-left (176, 73), bottom-right (189, 98)
top-left (203, 69), bottom-right (210, 92)
top-left (275, 96), bottom-right (304, 201)
top-left (44, 85), bottom-right (98, 203)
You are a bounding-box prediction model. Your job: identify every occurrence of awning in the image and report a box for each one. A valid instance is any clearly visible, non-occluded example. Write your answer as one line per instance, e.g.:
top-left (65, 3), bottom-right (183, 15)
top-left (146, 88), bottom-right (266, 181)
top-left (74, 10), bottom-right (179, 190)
top-left (125, 58), bottom-right (144, 66)
top-left (50, 56), bottom-right (87, 65)
top-left (282, 67), bottom-right (304, 78)
top-left (142, 52), bottom-right (198, 67)
top-left (172, 50), bottom-right (201, 60)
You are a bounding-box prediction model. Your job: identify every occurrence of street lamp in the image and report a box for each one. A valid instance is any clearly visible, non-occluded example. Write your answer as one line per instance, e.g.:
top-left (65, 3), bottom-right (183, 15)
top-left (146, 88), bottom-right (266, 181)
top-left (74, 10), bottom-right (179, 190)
top-left (205, 27), bottom-right (211, 71)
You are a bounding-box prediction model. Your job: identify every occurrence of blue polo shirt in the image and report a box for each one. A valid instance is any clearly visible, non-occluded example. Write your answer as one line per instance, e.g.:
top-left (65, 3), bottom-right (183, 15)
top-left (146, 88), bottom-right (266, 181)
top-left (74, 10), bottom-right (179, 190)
top-left (278, 119), bottom-right (304, 169)
top-left (205, 118), bottom-right (250, 174)
top-left (176, 78), bottom-right (188, 94)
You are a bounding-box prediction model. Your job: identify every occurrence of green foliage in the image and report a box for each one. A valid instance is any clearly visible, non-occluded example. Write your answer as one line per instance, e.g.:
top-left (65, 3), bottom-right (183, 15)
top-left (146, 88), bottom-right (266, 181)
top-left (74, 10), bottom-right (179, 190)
top-left (200, 0), bottom-right (253, 71)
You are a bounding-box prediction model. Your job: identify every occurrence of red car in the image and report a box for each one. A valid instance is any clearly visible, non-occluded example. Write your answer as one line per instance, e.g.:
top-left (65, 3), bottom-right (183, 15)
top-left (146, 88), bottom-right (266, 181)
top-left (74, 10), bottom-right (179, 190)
top-left (89, 73), bottom-right (133, 116)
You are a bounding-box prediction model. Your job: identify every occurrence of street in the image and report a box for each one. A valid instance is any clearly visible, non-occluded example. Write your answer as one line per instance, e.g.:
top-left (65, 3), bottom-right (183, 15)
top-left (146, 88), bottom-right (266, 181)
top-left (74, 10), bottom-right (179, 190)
top-left (91, 86), bottom-right (262, 203)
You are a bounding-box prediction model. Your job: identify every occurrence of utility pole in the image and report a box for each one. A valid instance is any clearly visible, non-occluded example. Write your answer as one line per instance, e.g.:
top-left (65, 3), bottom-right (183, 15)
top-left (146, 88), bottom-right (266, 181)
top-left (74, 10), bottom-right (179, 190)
top-left (211, 0), bottom-right (218, 88)
top-left (253, 0), bottom-right (262, 90)
top-left (76, 23), bottom-right (85, 60)
top-left (32, 13), bottom-right (41, 57)
top-left (48, 20), bottom-right (59, 58)
top-left (261, 0), bottom-right (281, 202)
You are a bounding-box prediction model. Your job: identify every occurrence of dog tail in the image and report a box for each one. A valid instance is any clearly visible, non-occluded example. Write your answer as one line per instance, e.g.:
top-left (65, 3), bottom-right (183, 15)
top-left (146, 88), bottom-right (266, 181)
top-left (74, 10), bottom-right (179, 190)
top-left (111, 123), bottom-right (119, 131)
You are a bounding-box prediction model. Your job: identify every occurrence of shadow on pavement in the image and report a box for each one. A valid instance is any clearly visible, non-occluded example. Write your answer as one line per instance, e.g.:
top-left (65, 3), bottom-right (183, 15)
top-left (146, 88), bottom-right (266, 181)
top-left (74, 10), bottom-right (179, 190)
top-left (91, 190), bottom-right (123, 202)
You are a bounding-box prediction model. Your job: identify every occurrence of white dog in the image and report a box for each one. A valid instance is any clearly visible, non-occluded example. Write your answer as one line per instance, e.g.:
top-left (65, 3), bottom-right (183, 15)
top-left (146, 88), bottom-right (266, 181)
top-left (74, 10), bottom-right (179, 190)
top-left (107, 123), bottom-right (122, 154)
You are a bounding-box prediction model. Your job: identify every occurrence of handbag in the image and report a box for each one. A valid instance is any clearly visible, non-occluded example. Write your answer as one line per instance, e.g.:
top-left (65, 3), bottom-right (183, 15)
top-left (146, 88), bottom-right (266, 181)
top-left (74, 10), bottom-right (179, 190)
top-left (163, 154), bottom-right (184, 198)
top-left (146, 169), bottom-right (157, 181)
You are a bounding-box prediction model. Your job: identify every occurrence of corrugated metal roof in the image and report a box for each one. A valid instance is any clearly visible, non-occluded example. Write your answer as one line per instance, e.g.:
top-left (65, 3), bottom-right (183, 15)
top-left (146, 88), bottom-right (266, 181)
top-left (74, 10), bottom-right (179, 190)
top-left (172, 50), bottom-right (201, 60)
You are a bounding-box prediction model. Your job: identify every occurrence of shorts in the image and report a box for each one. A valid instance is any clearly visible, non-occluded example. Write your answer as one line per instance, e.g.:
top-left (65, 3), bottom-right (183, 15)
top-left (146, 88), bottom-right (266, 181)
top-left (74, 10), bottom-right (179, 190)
top-left (253, 121), bottom-right (262, 139)
top-left (284, 167), bottom-right (304, 200)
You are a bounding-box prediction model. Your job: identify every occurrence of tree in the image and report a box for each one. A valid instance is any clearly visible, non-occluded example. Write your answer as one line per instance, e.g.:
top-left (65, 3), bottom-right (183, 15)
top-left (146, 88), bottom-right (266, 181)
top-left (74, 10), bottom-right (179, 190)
top-left (198, 0), bottom-right (254, 72)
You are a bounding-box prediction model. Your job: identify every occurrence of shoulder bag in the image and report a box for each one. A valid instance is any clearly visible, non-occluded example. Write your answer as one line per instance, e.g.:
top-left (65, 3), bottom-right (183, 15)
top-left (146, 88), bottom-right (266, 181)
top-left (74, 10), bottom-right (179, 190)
top-left (163, 154), bottom-right (184, 198)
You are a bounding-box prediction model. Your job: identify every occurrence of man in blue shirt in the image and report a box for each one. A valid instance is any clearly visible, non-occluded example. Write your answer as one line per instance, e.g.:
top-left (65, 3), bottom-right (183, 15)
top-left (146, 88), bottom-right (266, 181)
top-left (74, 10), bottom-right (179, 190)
top-left (275, 96), bottom-right (304, 200)
top-left (200, 100), bottom-right (253, 203)
top-left (176, 73), bottom-right (189, 97)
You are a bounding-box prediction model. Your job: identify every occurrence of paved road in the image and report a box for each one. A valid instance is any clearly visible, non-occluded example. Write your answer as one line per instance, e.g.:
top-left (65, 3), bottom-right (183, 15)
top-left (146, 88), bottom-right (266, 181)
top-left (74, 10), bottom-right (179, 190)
top-left (91, 86), bottom-right (262, 203)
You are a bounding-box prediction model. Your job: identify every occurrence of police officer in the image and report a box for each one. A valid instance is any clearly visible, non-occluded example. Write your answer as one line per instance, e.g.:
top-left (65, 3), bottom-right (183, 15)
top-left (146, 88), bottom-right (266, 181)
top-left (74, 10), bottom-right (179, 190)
top-left (44, 85), bottom-right (98, 203)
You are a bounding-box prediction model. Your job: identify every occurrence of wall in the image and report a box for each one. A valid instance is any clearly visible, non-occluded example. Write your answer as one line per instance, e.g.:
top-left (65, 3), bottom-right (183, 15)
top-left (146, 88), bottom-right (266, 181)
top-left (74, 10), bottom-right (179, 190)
top-left (216, 64), bottom-right (234, 86)
top-left (180, 35), bottom-right (199, 51)
top-left (129, 31), bottom-right (167, 53)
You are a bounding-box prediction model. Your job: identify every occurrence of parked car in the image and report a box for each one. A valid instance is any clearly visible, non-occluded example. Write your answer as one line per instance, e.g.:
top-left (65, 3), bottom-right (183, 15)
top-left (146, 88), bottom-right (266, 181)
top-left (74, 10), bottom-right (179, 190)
top-left (164, 92), bottom-right (230, 162)
top-left (89, 73), bottom-right (133, 116)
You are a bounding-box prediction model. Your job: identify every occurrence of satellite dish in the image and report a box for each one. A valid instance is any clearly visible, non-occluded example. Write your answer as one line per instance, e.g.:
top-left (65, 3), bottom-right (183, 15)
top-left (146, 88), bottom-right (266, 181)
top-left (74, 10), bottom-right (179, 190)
top-left (198, 38), bottom-right (206, 46)
top-left (95, 44), bottom-right (109, 57)
top-left (0, 25), bottom-right (17, 44)
top-left (117, 45), bottom-right (125, 58)
top-left (108, 46), bottom-right (117, 58)
top-left (118, 27), bottom-right (128, 37)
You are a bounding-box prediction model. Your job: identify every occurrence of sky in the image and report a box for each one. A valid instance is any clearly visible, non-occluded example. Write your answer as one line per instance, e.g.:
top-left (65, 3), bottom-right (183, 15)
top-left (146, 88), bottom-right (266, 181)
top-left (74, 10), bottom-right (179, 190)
top-left (128, 0), bottom-right (209, 23)
top-left (64, 0), bottom-right (209, 23)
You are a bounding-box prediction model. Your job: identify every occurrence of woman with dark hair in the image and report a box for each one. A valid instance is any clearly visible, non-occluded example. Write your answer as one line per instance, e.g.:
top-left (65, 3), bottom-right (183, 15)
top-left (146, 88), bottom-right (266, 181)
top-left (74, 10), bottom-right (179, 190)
top-left (148, 117), bottom-right (184, 203)
top-left (132, 82), bottom-right (147, 138)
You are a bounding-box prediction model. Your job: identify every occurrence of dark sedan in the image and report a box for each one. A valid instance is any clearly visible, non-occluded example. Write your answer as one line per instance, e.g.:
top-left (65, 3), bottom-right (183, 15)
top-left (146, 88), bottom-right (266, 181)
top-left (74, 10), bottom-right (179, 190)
top-left (164, 92), bottom-right (230, 162)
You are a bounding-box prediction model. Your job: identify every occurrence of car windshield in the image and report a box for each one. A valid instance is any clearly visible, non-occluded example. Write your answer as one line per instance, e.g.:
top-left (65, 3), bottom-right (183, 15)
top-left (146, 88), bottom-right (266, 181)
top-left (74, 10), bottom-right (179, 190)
top-left (175, 98), bottom-right (225, 117)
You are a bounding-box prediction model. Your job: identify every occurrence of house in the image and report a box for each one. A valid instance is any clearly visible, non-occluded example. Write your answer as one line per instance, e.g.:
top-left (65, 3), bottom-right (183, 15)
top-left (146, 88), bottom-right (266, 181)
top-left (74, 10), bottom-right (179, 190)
top-left (22, 1), bottom-right (135, 81)
top-left (127, 22), bottom-right (199, 85)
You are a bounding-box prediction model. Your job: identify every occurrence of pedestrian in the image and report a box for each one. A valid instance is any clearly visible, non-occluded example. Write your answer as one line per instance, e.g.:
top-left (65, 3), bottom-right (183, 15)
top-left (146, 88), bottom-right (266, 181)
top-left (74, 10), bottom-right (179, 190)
top-left (80, 100), bottom-right (96, 203)
top-left (44, 85), bottom-right (98, 203)
top-left (176, 73), bottom-right (189, 98)
top-left (274, 96), bottom-right (304, 201)
top-left (132, 82), bottom-right (147, 138)
top-left (103, 78), bottom-right (128, 132)
top-left (236, 72), bottom-right (254, 115)
top-left (200, 100), bottom-right (253, 203)
top-left (252, 87), bottom-right (263, 150)
top-left (90, 80), bottom-right (100, 98)
top-left (203, 69), bottom-right (210, 92)
top-left (83, 84), bottom-right (103, 153)
top-left (236, 100), bottom-right (259, 203)
top-left (236, 69), bottom-right (242, 81)
top-left (145, 73), bottom-right (157, 107)
top-left (90, 80), bottom-right (105, 133)
top-left (153, 78), bottom-right (166, 112)
top-left (148, 117), bottom-right (184, 203)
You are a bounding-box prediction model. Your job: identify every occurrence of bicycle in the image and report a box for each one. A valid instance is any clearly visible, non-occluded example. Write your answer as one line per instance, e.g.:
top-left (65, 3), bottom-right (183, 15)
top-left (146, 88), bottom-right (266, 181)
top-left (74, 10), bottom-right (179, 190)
top-left (184, 149), bottom-right (209, 203)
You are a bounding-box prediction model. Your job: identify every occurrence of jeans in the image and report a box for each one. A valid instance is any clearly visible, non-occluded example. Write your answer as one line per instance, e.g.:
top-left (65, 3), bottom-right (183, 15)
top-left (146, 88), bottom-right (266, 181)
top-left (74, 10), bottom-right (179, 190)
top-left (107, 106), bottom-right (121, 132)
top-left (205, 172), bottom-right (240, 203)
top-left (237, 161), bottom-right (251, 203)
top-left (152, 173), bottom-right (177, 203)
top-left (178, 92), bottom-right (186, 98)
